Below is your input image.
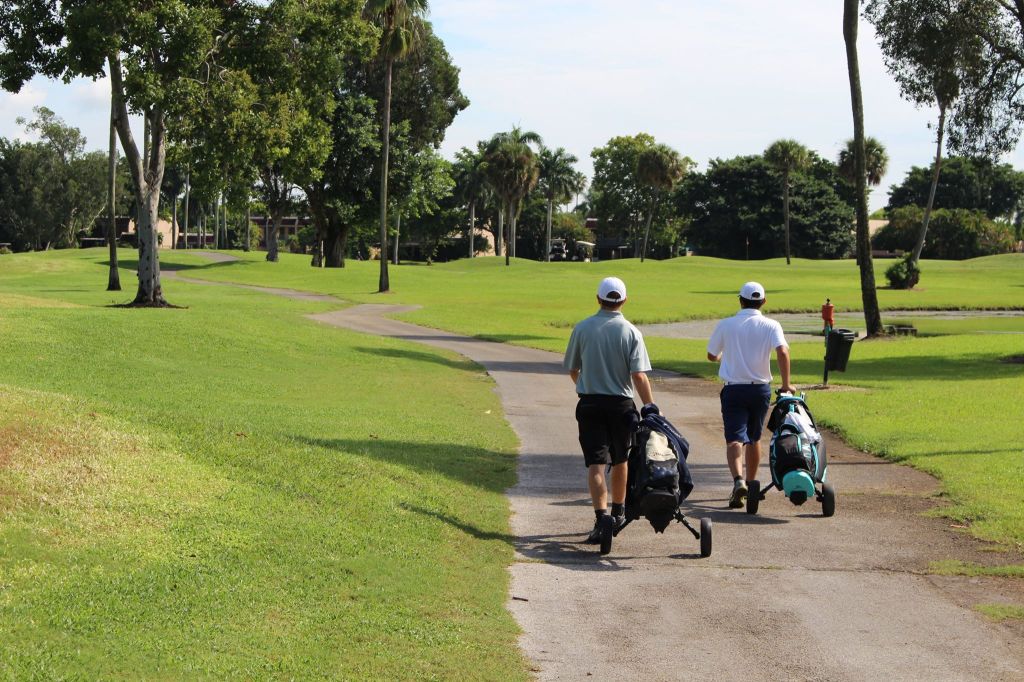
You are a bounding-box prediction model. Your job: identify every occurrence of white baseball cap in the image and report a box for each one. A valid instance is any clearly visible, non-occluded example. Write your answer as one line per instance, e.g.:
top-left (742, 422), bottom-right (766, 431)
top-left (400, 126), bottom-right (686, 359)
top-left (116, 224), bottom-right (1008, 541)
top-left (739, 281), bottom-right (765, 300)
top-left (597, 276), bottom-right (627, 302)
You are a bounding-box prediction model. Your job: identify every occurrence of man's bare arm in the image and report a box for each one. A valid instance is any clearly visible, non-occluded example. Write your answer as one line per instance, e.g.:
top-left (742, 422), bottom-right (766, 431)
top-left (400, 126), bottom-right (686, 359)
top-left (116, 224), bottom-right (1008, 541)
top-left (632, 371), bottom-right (654, 406)
top-left (707, 351), bottom-right (720, 362)
top-left (776, 345), bottom-right (793, 393)
top-left (570, 368), bottom-right (580, 385)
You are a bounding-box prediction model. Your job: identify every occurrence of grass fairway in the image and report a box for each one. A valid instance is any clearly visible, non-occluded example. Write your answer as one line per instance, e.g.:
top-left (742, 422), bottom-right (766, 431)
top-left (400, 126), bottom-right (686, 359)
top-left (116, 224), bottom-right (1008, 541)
top-left (0, 251), bottom-right (528, 679)
top-left (170, 250), bottom-right (1024, 550)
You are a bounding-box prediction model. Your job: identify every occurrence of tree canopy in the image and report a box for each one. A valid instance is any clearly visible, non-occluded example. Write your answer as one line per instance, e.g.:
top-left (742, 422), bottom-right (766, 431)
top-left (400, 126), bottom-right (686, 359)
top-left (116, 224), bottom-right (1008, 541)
top-left (886, 156), bottom-right (1024, 220)
top-left (678, 154), bottom-right (854, 260)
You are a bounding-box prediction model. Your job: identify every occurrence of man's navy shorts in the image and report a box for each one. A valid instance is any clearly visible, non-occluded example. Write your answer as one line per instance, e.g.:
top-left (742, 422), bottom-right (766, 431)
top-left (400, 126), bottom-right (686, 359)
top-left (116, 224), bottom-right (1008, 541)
top-left (575, 395), bottom-right (639, 467)
top-left (720, 383), bottom-right (771, 444)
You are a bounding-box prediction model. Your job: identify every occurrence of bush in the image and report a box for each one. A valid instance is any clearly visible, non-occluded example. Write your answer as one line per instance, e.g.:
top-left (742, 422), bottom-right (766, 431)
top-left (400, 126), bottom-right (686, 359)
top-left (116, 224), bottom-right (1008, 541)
top-left (0, 246), bottom-right (11, 255)
top-left (886, 254), bottom-right (921, 289)
top-left (873, 206), bottom-right (1015, 259)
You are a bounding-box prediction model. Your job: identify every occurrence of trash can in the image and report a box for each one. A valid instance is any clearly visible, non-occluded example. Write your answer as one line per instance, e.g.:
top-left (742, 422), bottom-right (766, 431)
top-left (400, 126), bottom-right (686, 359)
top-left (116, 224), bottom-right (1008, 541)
top-left (825, 328), bottom-right (856, 372)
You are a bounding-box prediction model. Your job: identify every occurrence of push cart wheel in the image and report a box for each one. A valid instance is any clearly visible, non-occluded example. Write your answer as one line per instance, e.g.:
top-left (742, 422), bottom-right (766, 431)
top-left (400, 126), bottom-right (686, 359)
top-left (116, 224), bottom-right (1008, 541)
top-left (821, 482), bottom-right (836, 518)
top-left (746, 480), bottom-right (761, 515)
top-left (700, 518), bottom-right (712, 558)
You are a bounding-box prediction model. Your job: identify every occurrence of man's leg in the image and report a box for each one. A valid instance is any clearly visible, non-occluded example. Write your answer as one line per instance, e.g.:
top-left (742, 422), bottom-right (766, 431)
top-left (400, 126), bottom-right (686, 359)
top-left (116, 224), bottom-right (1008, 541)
top-left (727, 440), bottom-right (748, 508)
top-left (726, 441), bottom-right (745, 479)
top-left (609, 461), bottom-right (627, 505)
top-left (587, 463), bottom-right (608, 510)
top-left (744, 441), bottom-right (761, 482)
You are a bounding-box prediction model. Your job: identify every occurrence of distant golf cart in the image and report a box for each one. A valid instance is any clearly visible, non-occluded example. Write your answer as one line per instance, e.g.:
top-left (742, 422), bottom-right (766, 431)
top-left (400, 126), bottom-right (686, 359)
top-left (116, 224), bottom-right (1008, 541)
top-left (549, 238), bottom-right (567, 261)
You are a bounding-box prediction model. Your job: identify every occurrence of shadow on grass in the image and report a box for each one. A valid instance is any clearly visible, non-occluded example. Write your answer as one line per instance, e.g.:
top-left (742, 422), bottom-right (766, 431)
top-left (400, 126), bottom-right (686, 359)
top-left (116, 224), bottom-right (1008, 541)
top-left (476, 334), bottom-right (558, 344)
top-left (109, 259), bottom-right (249, 273)
top-left (830, 353), bottom-right (1022, 381)
top-left (906, 447), bottom-right (1019, 458)
top-left (402, 503), bottom-right (515, 543)
top-left (353, 345), bottom-right (564, 375)
top-left (295, 436), bottom-right (514, 493)
top-left (353, 346), bottom-right (475, 371)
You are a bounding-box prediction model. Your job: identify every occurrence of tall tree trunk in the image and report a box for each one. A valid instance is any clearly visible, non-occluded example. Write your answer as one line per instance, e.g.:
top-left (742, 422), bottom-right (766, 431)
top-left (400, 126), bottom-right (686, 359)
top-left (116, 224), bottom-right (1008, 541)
top-left (911, 104), bottom-right (947, 267)
top-left (843, 0), bottom-right (884, 337)
top-left (378, 58), bottom-right (393, 292)
top-left (106, 97), bottom-right (121, 291)
top-left (468, 201), bottom-right (476, 257)
top-left (545, 197), bottom-right (554, 262)
top-left (183, 171), bottom-right (191, 250)
top-left (326, 228), bottom-right (346, 267)
top-left (495, 206), bottom-right (504, 257)
top-left (214, 194), bottom-right (220, 249)
top-left (307, 188), bottom-right (325, 267)
top-left (110, 52), bottom-right (167, 305)
top-left (323, 204), bottom-right (348, 268)
top-left (244, 204), bottom-right (251, 252)
top-left (505, 203), bottom-right (513, 266)
top-left (171, 195), bottom-right (177, 250)
top-left (783, 170), bottom-right (792, 265)
top-left (139, 115), bottom-right (149, 250)
top-left (266, 212), bottom-right (281, 262)
top-left (392, 211), bottom-right (400, 265)
top-left (641, 193), bottom-right (657, 263)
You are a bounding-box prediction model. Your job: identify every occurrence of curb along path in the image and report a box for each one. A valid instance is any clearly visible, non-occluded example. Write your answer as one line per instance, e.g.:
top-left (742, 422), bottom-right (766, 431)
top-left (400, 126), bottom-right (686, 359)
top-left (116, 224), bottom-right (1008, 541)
top-left (165, 265), bottom-right (1024, 681)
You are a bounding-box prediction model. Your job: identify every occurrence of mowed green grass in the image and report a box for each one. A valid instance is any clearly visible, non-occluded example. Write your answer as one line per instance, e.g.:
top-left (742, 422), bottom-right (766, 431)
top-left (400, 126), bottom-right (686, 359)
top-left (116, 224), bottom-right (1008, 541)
top-left (172, 250), bottom-right (1024, 549)
top-left (0, 251), bottom-right (528, 679)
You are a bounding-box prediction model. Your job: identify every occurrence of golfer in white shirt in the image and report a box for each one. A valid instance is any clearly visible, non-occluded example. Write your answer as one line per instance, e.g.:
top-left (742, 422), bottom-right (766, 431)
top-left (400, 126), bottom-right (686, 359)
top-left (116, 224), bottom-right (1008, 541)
top-left (707, 282), bottom-right (793, 508)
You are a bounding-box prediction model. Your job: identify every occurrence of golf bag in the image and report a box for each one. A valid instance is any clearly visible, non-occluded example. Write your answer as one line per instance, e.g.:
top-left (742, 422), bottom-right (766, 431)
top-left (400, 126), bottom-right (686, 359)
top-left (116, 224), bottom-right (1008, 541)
top-left (767, 395), bottom-right (827, 504)
top-left (626, 413), bottom-right (693, 532)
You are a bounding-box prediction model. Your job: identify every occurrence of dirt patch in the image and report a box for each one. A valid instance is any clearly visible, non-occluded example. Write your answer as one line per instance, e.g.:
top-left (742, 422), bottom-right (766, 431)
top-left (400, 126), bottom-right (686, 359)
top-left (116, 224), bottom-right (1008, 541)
top-left (0, 418), bottom-right (82, 477)
top-left (0, 422), bottom-right (43, 467)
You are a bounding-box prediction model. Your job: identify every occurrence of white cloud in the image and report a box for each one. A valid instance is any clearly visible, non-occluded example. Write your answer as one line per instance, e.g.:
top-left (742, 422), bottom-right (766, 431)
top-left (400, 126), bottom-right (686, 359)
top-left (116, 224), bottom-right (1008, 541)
top-left (432, 0), bottom-right (1024, 210)
top-left (0, 82), bottom-right (48, 141)
top-left (5, 1), bottom-right (1023, 213)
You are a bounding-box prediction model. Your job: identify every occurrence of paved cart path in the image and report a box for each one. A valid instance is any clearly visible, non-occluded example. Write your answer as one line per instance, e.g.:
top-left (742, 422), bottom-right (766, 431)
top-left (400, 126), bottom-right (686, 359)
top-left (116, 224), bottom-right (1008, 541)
top-left (308, 305), bottom-right (1024, 682)
top-left (165, 264), bottom-right (1024, 680)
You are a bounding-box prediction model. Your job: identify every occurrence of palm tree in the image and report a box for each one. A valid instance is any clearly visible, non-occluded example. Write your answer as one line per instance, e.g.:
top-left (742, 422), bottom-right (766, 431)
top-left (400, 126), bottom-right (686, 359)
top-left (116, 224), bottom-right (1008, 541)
top-left (453, 143), bottom-right (488, 257)
top-left (764, 139), bottom-right (811, 265)
top-left (483, 127), bottom-right (543, 266)
top-left (364, 0), bottom-right (428, 292)
top-left (838, 136), bottom-right (889, 188)
top-left (537, 146), bottom-right (583, 262)
top-left (843, 0), bottom-right (885, 337)
top-left (636, 143), bottom-right (687, 263)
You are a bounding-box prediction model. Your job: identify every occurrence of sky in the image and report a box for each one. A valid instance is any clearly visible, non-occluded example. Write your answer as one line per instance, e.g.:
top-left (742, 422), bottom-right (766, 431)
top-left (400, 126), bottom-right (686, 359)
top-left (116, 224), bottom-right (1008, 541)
top-left (3, 0), bottom-right (1023, 213)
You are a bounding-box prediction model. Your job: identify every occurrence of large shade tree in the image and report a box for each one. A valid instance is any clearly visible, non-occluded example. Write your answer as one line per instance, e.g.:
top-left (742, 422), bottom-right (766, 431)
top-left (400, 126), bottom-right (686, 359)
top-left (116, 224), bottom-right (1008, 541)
top-left (636, 143), bottom-right (689, 263)
top-left (2, 108), bottom-right (109, 251)
top-left (887, 156), bottom-right (1024, 219)
top-left (842, 0), bottom-right (884, 336)
top-left (590, 133), bottom-right (658, 257)
top-left (867, 0), bottom-right (987, 283)
top-left (0, 0), bottom-right (252, 305)
top-left (677, 155), bottom-right (855, 260)
top-left (364, 0), bottom-right (430, 292)
top-left (764, 139), bottom-right (811, 265)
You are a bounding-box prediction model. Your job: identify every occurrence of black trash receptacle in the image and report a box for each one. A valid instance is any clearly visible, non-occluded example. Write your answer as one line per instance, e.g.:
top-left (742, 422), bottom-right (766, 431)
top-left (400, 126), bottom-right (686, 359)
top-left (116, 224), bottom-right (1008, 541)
top-left (825, 328), bottom-right (856, 372)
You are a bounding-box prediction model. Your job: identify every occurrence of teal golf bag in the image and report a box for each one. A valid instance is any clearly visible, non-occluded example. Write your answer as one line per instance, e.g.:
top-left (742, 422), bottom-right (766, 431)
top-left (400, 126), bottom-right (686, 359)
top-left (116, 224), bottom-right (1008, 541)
top-left (746, 393), bottom-right (835, 517)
